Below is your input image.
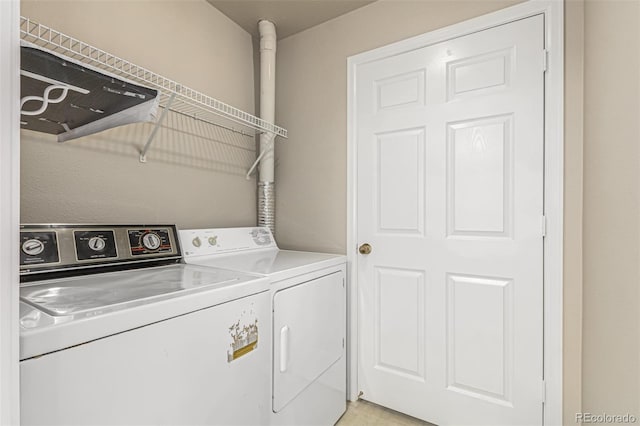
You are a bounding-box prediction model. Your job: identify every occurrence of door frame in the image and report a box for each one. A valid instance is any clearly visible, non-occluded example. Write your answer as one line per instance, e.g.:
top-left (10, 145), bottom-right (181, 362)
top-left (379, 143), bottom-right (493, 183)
top-left (346, 1), bottom-right (564, 424)
top-left (0, 0), bottom-right (21, 424)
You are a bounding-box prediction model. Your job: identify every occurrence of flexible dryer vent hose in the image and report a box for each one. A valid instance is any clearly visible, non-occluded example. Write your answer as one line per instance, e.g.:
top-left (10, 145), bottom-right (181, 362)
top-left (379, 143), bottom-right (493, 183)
top-left (258, 181), bottom-right (275, 234)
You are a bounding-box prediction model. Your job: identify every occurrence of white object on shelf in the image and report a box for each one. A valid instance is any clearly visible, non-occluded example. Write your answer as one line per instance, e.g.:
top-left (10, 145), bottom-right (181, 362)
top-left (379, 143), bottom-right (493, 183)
top-left (19, 16), bottom-right (288, 162)
top-left (21, 42), bottom-right (161, 143)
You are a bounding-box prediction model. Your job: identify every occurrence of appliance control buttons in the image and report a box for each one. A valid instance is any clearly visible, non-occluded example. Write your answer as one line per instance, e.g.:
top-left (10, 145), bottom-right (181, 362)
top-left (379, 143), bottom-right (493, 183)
top-left (192, 237), bottom-right (202, 248)
top-left (88, 236), bottom-right (106, 252)
top-left (208, 236), bottom-right (217, 246)
top-left (22, 239), bottom-right (45, 256)
top-left (142, 233), bottom-right (162, 250)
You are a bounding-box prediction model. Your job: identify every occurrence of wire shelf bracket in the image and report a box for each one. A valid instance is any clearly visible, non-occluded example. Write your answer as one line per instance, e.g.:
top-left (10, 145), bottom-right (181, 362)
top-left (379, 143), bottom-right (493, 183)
top-left (246, 133), bottom-right (275, 179)
top-left (139, 92), bottom-right (176, 163)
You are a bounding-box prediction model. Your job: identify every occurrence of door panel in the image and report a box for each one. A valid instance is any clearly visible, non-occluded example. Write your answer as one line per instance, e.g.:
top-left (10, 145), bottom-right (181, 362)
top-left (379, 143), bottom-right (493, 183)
top-left (376, 128), bottom-right (425, 234)
top-left (273, 272), bottom-right (345, 412)
top-left (446, 274), bottom-right (513, 405)
top-left (376, 69), bottom-right (426, 110)
top-left (447, 114), bottom-right (512, 237)
top-left (356, 15), bottom-right (544, 426)
top-left (447, 48), bottom-right (513, 100)
top-left (375, 267), bottom-right (425, 379)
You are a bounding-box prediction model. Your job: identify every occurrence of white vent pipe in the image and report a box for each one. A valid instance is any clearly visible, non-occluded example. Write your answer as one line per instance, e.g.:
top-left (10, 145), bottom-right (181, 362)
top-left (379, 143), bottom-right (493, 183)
top-left (258, 20), bottom-right (276, 234)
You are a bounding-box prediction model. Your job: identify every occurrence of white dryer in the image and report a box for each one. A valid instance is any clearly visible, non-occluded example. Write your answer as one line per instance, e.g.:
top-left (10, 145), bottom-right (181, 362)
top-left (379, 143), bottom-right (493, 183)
top-left (180, 227), bottom-right (347, 426)
top-left (19, 224), bottom-right (271, 426)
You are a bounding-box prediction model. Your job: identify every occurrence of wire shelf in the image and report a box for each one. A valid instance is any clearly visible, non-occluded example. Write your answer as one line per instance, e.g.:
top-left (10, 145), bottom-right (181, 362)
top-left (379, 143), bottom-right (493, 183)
top-left (19, 16), bottom-right (288, 141)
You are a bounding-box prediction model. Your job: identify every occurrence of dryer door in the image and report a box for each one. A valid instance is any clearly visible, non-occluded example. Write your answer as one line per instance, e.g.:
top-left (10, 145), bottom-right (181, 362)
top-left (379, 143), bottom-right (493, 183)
top-left (273, 271), bottom-right (345, 412)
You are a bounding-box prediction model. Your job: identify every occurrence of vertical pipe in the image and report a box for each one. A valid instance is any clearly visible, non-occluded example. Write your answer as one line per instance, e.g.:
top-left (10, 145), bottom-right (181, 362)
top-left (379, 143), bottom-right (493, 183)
top-left (258, 20), bottom-right (276, 234)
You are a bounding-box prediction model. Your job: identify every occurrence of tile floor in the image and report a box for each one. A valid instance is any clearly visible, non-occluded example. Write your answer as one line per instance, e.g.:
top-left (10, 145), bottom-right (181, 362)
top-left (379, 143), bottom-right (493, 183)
top-left (336, 399), bottom-right (435, 426)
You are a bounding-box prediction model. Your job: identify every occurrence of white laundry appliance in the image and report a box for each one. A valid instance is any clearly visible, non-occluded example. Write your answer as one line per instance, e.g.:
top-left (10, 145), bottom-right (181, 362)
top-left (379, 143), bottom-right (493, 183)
top-left (179, 227), bottom-right (347, 426)
top-left (19, 224), bottom-right (271, 426)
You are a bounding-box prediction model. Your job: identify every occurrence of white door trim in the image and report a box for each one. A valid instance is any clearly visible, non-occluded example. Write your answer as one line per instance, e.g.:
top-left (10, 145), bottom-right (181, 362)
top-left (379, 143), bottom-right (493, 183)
top-left (346, 1), bottom-right (564, 425)
top-left (0, 0), bottom-right (21, 425)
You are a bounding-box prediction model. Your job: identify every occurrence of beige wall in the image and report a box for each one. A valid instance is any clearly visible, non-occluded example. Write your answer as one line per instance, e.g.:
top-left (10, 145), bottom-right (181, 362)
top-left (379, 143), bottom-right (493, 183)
top-left (274, 0), bottom-right (588, 422)
top-left (20, 0), bottom-right (258, 228)
top-left (564, 0), bottom-right (584, 424)
top-left (582, 0), bottom-right (640, 420)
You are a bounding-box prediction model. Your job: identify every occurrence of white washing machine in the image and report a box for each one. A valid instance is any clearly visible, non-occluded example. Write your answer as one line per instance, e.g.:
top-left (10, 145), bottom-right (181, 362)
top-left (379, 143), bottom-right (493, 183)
top-left (19, 224), bottom-right (271, 426)
top-left (180, 227), bottom-right (347, 426)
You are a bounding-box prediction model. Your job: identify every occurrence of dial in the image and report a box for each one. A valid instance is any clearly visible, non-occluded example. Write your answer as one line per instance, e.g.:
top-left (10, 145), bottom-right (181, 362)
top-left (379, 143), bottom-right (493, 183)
top-left (142, 233), bottom-right (162, 250)
top-left (88, 236), bottom-right (106, 252)
top-left (128, 229), bottom-right (172, 256)
top-left (208, 236), bottom-right (217, 246)
top-left (22, 239), bottom-right (45, 256)
top-left (192, 237), bottom-right (202, 248)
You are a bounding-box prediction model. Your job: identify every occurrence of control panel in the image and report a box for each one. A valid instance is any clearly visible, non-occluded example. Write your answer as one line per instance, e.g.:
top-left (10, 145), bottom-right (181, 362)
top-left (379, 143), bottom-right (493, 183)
top-left (179, 227), bottom-right (277, 258)
top-left (20, 224), bottom-right (181, 276)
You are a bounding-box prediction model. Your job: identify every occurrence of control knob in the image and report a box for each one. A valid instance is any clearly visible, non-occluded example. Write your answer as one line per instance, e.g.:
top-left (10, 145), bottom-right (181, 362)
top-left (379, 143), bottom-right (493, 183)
top-left (142, 233), bottom-right (162, 251)
top-left (88, 236), bottom-right (106, 252)
top-left (22, 239), bottom-right (45, 256)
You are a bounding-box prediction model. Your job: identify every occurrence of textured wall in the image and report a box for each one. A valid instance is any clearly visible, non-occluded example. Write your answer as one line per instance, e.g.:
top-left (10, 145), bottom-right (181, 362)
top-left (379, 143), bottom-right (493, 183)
top-left (564, 1), bottom-right (585, 424)
top-left (20, 0), bottom-right (258, 229)
top-left (582, 0), bottom-right (640, 421)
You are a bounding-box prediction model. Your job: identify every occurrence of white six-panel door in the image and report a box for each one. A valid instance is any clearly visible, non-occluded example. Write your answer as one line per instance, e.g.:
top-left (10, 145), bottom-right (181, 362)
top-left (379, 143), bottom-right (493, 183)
top-left (356, 15), bottom-right (544, 425)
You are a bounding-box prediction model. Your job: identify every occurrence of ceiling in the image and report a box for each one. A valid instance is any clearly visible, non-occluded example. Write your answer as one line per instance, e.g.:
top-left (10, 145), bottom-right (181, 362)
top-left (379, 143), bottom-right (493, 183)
top-left (207, 0), bottom-right (376, 40)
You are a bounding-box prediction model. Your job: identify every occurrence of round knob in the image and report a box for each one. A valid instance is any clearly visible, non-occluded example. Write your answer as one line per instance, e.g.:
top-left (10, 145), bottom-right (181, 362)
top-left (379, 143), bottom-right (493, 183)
top-left (88, 236), bottom-right (106, 252)
top-left (142, 233), bottom-right (162, 250)
top-left (22, 239), bottom-right (45, 256)
top-left (192, 237), bottom-right (202, 248)
top-left (208, 236), bottom-right (217, 246)
top-left (359, 243), bottom-right (372, 255)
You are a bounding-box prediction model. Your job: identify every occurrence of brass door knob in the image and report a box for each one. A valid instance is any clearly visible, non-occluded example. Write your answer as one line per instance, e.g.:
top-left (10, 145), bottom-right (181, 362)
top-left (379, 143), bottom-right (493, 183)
top-left (359, 243), bottom-right (372, 255)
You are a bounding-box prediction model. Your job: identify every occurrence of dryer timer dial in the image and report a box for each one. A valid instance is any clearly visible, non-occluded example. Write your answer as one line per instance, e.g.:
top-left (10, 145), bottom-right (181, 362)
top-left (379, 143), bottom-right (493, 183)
top-left (142, 233), bottom-right (162, 250)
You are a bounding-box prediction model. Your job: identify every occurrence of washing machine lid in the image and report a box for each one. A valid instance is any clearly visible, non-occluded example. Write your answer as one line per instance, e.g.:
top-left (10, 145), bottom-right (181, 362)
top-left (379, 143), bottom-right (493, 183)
top-left (21, 264), bottom-right (255, 317)
top-left (19, 264), bottom-right (269, 360)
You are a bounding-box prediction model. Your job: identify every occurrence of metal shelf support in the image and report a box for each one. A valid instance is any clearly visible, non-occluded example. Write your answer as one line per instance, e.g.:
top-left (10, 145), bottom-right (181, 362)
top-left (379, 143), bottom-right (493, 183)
top-left (139, 92), bottom-right (177, 163)
top-left (246, 133), bottom-right (275, 179)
